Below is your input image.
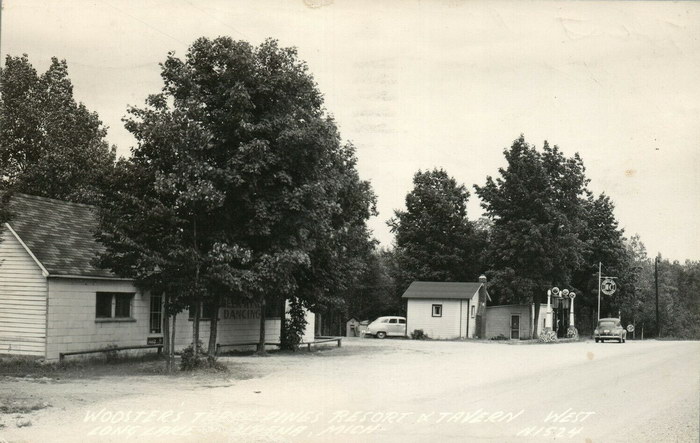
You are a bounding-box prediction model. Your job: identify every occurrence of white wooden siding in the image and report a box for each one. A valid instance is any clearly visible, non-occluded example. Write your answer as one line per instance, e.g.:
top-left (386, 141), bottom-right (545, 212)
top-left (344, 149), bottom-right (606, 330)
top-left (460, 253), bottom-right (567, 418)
top-left (0, 229), bottom-right (47, 356)
top-left (173, 306), bottom-right (315, 350)
top-left (484, 305), bottom-right (531, 339)
top-left (45, 279), bottom-right (150, 360)
top-left (45, 281), bottom-right (316, 360)
top-left (406, 299), bottom-right (467, 339)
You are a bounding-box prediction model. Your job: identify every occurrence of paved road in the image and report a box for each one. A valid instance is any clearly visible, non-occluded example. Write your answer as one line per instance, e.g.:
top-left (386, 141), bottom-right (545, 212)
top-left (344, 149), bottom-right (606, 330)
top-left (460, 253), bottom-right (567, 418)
top-left (2, 339), bottom-right (698, 442)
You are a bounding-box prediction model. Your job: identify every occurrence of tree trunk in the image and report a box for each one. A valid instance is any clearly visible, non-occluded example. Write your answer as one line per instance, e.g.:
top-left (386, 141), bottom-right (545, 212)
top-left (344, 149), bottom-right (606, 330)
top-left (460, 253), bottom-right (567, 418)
top-left (162, 296), bottom-right (171, 372)
top-left (208, 296), bottom-right (220, 356)
top-left (170, 313), bottom-right (177, 370)
top-left (279, 296), bottom-right (286, 347)
top-left (257, 296), bottom-right (267, 355)
top-left (193, 301), bottom-right (200, 355)
top-left (192, 217), bottom-right (200, 356)
top-left (533, 299), bottom-right (541, 339)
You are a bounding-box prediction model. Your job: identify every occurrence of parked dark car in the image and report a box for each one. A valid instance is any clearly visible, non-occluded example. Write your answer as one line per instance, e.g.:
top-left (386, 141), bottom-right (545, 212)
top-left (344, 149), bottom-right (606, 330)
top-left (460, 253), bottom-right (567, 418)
top-left (594, 318), bottom-right (627, 343)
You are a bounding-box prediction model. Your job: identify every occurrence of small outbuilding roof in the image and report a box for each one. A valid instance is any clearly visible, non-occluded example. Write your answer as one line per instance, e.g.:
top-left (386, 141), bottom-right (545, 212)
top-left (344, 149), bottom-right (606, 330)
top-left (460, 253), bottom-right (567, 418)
top-left (401, 281), bottom-right (491, 301)
top-left (4, 194), bottom-right (116, 278)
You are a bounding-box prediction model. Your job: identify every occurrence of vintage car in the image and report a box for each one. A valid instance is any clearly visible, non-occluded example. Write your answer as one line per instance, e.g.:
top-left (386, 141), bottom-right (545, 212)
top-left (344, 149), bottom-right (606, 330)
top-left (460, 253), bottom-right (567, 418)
top-left (364, 316), bottom-right (407, 339)
top-left (594, 318), bottom-right (627, 343)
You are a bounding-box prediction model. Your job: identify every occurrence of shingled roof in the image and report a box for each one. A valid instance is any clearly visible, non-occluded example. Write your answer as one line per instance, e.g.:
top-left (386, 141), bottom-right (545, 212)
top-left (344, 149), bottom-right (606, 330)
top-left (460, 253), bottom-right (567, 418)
top-left (401, 281), bottom-right (491, 301)
top-left (4, 194), bottom-right (118, 278)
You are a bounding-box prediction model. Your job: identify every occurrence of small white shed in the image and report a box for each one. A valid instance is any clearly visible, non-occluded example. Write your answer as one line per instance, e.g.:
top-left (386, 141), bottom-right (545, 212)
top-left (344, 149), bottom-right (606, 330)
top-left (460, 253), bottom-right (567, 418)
top-left (402, 278), bottom-right (491, 339)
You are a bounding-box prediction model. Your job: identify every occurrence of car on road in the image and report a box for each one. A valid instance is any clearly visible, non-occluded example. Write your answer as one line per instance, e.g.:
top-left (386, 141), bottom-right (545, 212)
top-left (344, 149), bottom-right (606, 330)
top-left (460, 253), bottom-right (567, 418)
top-left (595, 318), bottom-right (627, 343)
top-left (364, 316), bottom-right (407, 339)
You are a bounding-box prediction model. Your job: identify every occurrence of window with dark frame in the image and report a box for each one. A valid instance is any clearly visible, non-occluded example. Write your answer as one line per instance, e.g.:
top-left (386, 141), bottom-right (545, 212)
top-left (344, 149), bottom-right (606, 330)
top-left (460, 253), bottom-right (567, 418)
top-left (115, 294), bottom-right (132, 318)
top-left (471, 305), bottom-right (475, 318)
top-left (432, 304), bottom-right (443, 317)
top-left (96, 292), bottom-right (134, 319)
top-left (96, 293), bottom-right (112, 318)
top-left (150, 293), bottom-right (163, 333)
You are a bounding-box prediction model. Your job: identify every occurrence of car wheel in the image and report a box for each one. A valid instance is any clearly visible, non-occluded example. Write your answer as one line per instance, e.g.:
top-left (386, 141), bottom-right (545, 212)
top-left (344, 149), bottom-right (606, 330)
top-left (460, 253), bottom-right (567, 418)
top-left (600, 339), bottom-right (604, 343)
top-left (595, 338), bottom-right (599, 343)
top-left (376, 331), bottom-right (386, 339)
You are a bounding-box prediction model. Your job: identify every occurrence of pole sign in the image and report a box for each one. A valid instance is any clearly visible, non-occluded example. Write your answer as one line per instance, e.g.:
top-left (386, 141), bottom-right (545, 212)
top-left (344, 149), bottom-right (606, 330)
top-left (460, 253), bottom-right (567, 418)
top-left (601, 278), bottom-right (616, 295)
top-left (626, 324), bottom-right (635, 333)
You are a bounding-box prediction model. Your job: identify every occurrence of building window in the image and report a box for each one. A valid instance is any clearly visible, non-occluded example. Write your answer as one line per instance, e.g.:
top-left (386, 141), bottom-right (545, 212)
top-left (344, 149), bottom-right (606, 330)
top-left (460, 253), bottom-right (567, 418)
top-left (96, 292), bottom-right (134, 319)
top-left (150, 293), bottom-right (163, 334)
top-left (96, 293), bottom-right (113, 318)
top-left (471, 305), bottom-right (475, 318)
top-left (115, 294), bottom-right (132, 318)
top-left (432, 304), bottom-right (442, 317)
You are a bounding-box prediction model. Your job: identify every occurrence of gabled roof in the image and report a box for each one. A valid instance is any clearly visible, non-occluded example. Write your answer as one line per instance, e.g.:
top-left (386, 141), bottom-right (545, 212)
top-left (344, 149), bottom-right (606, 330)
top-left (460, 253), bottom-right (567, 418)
top-left (4, 194), bottom-right (117, 278)
top-left (401, 281), bottom-right (491, 301)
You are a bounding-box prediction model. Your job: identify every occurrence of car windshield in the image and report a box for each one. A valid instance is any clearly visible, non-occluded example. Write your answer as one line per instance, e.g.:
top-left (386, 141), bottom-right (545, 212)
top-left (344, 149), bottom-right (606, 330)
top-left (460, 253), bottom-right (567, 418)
top-left (599, 321), bottom-right (617, 328)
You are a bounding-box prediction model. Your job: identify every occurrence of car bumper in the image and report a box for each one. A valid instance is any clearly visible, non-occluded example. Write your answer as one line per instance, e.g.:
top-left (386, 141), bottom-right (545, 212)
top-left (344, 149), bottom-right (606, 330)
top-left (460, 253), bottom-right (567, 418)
top-left (596, 335), bottom-right (624, 339)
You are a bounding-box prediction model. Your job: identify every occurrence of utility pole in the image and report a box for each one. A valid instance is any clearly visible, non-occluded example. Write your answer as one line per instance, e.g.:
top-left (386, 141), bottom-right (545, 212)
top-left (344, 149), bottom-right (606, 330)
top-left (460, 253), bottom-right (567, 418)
top-left (655, 256), bottom-right (660, 337)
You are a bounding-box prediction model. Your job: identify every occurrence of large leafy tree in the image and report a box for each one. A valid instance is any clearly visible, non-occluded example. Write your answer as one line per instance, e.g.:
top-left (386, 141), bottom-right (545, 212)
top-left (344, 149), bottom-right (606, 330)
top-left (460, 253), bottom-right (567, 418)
top-left (475, 136), bottom-right (589, 335)
top-left (98, 37), bottom-right (376, 357)
top-left (0, 55), bottom-right (116, 203)
top-left (389, 169), bottom-right (486, 294)
top-left (572, 193), bottom-right (631, 330)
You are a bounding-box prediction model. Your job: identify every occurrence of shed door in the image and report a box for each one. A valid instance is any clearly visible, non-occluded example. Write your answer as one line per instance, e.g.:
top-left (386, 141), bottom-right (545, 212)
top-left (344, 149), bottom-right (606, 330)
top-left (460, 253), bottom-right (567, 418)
top-left (510, 315), bottom-right (520, 340)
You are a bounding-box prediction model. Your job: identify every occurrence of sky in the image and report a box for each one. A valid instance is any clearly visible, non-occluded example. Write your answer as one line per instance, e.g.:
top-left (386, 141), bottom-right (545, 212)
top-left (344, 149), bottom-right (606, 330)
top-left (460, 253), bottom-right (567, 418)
top-left (2, 0), bottom-right (699, 261)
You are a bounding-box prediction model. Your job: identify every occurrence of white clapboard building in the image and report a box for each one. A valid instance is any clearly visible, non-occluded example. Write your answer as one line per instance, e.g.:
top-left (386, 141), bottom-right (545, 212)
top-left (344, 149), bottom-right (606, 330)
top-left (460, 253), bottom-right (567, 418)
top-left (402, 278), bottom-right (491, 339)
top-left (0, 194), bottom-right (313, 360)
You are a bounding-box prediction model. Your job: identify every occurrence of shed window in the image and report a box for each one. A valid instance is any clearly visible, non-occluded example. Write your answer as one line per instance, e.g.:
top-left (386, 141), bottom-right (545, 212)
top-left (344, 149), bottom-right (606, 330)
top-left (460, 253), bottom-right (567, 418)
top-left (432, 304), bottom-right (443, 317)
top-left (471, 305), bottom-right (475, 318)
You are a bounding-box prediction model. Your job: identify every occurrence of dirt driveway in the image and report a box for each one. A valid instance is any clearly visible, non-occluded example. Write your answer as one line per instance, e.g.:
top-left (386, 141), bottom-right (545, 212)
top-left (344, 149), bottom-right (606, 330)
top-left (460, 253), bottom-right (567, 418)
top-left (1, 338), bottom-right (698, 442)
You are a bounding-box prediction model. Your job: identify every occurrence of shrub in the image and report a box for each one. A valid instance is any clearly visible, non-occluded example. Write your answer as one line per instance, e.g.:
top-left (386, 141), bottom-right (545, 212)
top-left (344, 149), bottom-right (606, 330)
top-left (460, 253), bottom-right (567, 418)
top-left (538, 329), bottom-right (558, 343)
top-left (411, 329), bottom-right (429, 340)
top-left (490, 334), bottom-right (509, 341)
top-left (280, 298), bottom-right (308, 351)
top-left (566, 326), bottom-right (579, 339)
top-left (180, 341), bottom-right (218, 371)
